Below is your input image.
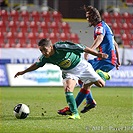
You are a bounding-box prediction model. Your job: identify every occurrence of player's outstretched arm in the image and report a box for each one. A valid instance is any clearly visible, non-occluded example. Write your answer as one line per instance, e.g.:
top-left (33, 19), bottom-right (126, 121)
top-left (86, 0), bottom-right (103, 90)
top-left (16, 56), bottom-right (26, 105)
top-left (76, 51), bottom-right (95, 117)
top-left (84, 46), bottom-right (108, 59)
top-left (14, 63), bottom-right (39, 78)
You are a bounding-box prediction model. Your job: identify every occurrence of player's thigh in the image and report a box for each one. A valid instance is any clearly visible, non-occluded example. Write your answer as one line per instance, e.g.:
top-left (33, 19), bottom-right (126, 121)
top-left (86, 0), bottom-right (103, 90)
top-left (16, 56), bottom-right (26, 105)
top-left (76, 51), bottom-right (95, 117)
top-left (80, 63), bottom-right (101, 84)
top-left (89, 60), bottom-right (115, 72)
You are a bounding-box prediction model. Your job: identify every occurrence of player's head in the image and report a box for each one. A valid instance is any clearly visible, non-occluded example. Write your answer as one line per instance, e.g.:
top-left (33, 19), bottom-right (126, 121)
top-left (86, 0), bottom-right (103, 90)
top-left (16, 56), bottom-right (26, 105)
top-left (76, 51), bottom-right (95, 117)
top-left (38, 38), bottom-right (54, 58)
top-left (84, 5), bottom-right (101, 27)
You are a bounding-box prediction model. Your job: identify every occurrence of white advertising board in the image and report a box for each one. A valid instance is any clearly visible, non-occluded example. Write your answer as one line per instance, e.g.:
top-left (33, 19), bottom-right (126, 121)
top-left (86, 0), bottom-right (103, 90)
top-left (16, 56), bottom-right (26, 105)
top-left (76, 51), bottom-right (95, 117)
top-left (7, 64), bottom-right (63, 86)
top-left (1, 48), bottom-right (133, 65)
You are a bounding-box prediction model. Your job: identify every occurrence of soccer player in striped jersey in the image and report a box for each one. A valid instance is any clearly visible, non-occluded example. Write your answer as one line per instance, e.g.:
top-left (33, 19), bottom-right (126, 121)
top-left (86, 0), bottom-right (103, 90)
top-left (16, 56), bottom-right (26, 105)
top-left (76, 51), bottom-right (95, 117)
top-left (58, 5), bottom-right (121, 115)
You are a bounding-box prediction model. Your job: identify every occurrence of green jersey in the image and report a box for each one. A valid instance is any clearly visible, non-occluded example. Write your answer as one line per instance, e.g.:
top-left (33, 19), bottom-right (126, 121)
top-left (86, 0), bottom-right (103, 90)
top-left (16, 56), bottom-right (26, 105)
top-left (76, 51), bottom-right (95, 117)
top-left (36, 41), bottom-right (86, 70)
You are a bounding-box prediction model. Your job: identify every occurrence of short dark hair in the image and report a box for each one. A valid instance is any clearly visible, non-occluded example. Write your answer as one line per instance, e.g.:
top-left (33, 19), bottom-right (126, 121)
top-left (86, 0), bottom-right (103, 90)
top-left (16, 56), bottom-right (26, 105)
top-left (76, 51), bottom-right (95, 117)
top-left (38, 38), bottom-right (51, 46)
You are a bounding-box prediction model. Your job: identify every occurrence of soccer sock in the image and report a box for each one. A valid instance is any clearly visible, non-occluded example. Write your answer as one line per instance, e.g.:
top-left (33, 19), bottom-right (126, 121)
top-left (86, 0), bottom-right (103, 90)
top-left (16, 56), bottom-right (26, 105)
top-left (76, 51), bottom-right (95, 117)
top-left (86, 89), bottom-right (94, 104)
top-left (65, 92), bottom-right (78, 114)
top-left (75, 88), bottom-right (90, 107)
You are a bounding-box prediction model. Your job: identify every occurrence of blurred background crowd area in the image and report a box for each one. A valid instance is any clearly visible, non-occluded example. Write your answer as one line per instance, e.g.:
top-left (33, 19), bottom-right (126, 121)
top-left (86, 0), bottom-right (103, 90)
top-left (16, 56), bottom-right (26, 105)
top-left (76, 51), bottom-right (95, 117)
top-left (0, 0), bottom-right (133, 48)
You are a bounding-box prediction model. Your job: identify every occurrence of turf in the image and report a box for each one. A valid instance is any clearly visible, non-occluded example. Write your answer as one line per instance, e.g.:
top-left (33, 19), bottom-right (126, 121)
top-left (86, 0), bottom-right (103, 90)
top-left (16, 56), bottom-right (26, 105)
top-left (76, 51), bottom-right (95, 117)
top-left (0, 87), bottom-right (132, 133)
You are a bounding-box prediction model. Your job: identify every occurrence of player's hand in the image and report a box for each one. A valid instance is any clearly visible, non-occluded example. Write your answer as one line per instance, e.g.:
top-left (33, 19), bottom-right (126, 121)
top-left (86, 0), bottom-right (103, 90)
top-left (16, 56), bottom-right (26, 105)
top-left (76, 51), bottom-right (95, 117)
top-left (98, 52), bottom-right (108, 59)
top-left (14, 71), bottom-right (25, 78)
top-left (116, 61), bottom-right (121, 70)
top-left (84, 53), bottom-right (89, 60)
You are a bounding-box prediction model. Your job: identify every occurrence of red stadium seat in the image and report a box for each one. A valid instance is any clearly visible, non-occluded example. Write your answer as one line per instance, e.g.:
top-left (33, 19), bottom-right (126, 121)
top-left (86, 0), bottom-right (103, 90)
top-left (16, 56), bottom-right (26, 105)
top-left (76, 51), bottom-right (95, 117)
top-left (17, 21), bottom-right (28, 29)
top-left (103, 12), bottom-right (112, 25)
top-left (36, 32), bottom-right (48, 40)
top-left (15, 32), bottom-right (25, 42)
top-left (111, 12), bottom-right (122, 23)
top-left (121, 33), bottom-right (131, 48)
top-left (20, 11), bottom-right (30, 21)
top-left (111, 23), bottom-right (121, 36)
top-left (59, 33), bottom-right (70, 41)
top-left (41, 11), bottom-right (51, 23)
top-left (122, 12), bottom-right (132, 23)
top-left (7, 20), bottom-right (17, 29)
top-left (26, 32), bottom-right (36, 40)
top-left (1, 10), bottom-right (8, 21)
top-left (69, 33), bottom-right (80, 43)
top-left (49, 21), bottom-right (60, 33)
top-left (49, 32), bottom-right (59, 43)
top-left (60, 22), bottom-right (71, 34)
top-left (0, 20), bottom-right (6, 27)
top-left (39, 21), bottom-right (49, 33)
top-left (28, 21), bottom-right (39, 29)
top-left (9, 10), bottom-right (19, 22)
top-left (126, 0), bottom-right (133, 6)
top-left (51, 11), bottom-right (62, 23)
top-left (30, 11), bottom-right (41, 22)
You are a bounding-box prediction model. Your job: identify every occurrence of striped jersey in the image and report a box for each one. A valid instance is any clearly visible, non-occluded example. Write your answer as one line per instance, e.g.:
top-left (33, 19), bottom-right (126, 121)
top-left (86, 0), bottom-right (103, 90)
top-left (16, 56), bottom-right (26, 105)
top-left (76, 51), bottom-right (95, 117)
top-left (94, 21), bottom-right (117, 65)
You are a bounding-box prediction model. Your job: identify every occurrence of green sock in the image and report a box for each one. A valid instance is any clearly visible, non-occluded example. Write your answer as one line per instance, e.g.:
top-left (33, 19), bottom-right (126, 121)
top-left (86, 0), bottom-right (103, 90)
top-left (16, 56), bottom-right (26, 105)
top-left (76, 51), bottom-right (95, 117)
top-left (65, 92), bottom-right (78, 114)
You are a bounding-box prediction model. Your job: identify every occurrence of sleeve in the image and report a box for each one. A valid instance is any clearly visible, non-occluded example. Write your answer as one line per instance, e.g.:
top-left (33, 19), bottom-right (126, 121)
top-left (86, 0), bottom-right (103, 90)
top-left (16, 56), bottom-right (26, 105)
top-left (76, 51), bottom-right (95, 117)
top-left (55, 41), bottom-right (86, 53)
top-left (95, 25), bottom-right (105, 36)
top-left (35, 55), bottom-right (46, 67)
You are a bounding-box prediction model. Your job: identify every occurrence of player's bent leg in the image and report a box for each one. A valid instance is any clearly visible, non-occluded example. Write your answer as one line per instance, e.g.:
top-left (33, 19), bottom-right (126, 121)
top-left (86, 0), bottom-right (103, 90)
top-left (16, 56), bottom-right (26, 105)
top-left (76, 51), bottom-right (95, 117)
top-left (80, 99), bottom-right (97, 113)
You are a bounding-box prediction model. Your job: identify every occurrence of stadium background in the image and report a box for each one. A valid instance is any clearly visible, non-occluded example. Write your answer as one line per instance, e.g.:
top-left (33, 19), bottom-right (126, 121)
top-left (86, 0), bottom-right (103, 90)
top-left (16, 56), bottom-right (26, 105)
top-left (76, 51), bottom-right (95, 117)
top-left (0, 0), bottom-right (133, 87)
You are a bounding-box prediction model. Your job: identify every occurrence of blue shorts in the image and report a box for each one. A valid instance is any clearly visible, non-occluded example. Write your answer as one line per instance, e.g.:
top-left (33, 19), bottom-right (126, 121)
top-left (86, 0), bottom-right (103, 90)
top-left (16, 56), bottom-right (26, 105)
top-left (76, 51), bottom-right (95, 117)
top-left (88, 58), bottom-right (115, 72)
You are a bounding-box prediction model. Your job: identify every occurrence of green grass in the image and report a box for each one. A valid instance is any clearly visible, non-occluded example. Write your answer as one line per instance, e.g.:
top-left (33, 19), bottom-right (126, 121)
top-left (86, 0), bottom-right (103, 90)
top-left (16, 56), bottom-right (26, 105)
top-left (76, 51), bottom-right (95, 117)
top-left (0, 87), bottom-right (133, 133)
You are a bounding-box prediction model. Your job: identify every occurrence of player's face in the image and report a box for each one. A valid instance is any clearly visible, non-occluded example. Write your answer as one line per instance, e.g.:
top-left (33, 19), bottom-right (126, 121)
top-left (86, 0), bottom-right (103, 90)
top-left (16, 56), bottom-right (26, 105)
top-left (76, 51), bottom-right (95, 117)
top-left (39, 44), bottom-right (54, 58)
top-left (86, 12), bottom-right (92, 27)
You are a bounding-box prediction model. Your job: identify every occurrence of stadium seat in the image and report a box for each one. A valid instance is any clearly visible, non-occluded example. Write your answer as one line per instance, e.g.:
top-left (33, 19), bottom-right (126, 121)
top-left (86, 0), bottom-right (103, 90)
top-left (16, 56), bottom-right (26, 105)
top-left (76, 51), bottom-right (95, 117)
top-left (125, 0), bottom-right (133, 6)
top-left (122, 12), bottom-right (132, 24)
top-left (49, 21), bottom-right (60, 33)
top-left (121, 33), bottom-right (131, 48)
top-left (0, 20), bottom-right (6, 27)
top-left (41, 11), bottom-right (51, 23)
top-left (20, 10), bottom-right (31, 22)
top-left (17, 21), bottom-right (28, 29)
top-left (1, 10), bottom-right (8, 21)
top-left (59, 33), bottom-right (70, 41)
top-left (16, 31), bottom-right (25, 38)
top-left (60, 22), bottom-right (71, 34)
top-left (111, 22), bottom-right (121, 36)
top-left (112, 12), bottom-right (122, 23)
top-left (103, 12), bottom-right (112, 25)
top-left (7, 20), bottom-right (17, 29)
top-left (30, 11), bottom-right (41, 22)
top-left (9, 10), bottom-right (19, 22)
top-left (28, 21), bottom-right (39, 29)
top-left (69, 33), bottom-right (80, 43)
top-left (36, 32), bottom-right (48, 39)
top-left (26, 32), bottom-right (36, 41)
top-left (49, 32), bottom-right (59, 43)
top-left (39, 21), bottom-right (49, 33)
top-left (51, 11), bottom-right (62, 23)
top-left (1, 39), bottom-right (12, 48)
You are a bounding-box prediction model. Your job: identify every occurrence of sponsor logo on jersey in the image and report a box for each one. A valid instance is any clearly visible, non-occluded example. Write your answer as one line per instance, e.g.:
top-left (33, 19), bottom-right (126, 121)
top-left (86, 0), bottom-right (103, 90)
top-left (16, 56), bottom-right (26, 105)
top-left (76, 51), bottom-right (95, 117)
top-left (59, 59), bottom-right (71, 68)
top-left (95, 26), bottom-right (103, 34)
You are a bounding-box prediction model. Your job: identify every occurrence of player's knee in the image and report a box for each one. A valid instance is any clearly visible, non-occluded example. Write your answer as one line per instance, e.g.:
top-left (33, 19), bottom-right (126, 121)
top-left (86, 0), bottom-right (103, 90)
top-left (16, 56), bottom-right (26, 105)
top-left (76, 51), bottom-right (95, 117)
top-left (99, 80), bottom-right (105, 87)
top-left (65, 86), bottom-right (72, 92)
top-left (95, 80), bottom-right (105, 87)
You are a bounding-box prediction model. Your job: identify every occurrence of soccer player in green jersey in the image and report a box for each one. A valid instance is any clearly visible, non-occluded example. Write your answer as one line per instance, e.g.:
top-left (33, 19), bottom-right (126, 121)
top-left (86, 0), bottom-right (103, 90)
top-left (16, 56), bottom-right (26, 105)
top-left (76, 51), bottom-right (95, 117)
top-left (14, 38), bottom-right (108, 119)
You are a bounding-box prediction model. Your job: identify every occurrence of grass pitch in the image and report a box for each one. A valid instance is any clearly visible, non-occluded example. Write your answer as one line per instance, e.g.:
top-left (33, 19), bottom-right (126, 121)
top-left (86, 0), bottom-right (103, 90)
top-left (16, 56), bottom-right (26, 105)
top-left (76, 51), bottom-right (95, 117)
top-left (0, 87), bottom-right (132, 133)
